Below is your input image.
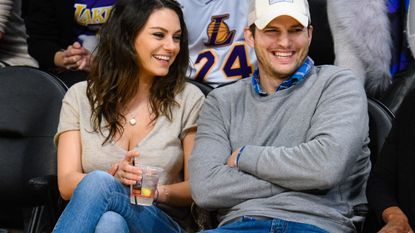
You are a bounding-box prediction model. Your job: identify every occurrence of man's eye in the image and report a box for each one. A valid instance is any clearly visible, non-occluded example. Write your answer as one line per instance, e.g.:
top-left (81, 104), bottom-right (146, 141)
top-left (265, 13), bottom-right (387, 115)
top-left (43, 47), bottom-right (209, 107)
top-left (290, 28), bottom-right (304, 33)
top-left (264, 29), bottom-right (277, 33)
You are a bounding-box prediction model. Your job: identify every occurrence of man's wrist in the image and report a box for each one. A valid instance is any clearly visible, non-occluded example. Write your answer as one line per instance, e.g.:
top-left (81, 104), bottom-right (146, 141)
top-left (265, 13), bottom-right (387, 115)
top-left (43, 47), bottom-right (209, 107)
top-left (235, 146), bottom-right (246, 167)
top-left (54, 49), bottom-right (66, 68)
top-left (382, 206), bottom-right (409, 223)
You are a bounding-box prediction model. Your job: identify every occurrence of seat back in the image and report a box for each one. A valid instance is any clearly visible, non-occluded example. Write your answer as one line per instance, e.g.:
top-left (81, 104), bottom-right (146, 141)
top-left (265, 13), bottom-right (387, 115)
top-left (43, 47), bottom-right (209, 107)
top-left (367, 96), bottom-right (395, 164)
top-left (0, 66), bottom-right (67, 228)
top-left (351, 97), bottom-right (395, 232)
top-left (187, 79), bottom-right (214, 96)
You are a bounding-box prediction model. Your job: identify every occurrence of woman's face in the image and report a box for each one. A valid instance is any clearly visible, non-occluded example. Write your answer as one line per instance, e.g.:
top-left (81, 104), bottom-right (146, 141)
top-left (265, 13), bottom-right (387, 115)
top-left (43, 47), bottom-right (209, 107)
top-left (134, 8), bottom-right (182, 78)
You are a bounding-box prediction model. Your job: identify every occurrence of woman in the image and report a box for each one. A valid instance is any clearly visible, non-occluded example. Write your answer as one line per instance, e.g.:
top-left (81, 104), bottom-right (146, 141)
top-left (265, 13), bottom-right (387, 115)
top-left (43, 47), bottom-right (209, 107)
top-left (52, 0), bottom-right (204, 232)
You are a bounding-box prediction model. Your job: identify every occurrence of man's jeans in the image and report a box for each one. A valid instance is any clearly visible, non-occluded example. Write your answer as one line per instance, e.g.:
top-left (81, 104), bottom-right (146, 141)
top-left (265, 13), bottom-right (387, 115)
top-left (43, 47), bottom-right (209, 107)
top-left (200, 216), bottom-right (329, 233)
top-left (52, 171), bottom-right (185, 233)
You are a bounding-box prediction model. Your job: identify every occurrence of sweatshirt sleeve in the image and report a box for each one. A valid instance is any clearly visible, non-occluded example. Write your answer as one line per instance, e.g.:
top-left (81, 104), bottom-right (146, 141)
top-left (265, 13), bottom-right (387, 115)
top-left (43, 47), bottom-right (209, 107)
top-left (237, 69), bottom-right (369, 191)
top-left (189, 91), bottom-right (285, 210)
top-left (0, 0), bottom-right (13, 33)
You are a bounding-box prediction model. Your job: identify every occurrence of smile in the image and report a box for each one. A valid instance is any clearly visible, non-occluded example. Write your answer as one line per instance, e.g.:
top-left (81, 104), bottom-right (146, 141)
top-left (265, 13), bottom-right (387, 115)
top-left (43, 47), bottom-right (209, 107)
top-left (272, 51), bottom-right (294, 57)
top-left (153, 55), bottom-right (171, 62)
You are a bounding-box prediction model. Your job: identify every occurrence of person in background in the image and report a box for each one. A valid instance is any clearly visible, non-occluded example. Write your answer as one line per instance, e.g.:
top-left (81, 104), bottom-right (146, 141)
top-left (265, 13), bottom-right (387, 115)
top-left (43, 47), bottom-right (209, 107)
top-left (0, 0), bottom-right (38, 67)
top-left (24, 0), bottom-right (115, 87)
top-left (177, 0), bottom-right (257, 87)
top-left (328, 0), bottom-right (415, 100)
top-left (408, 0), bottom-right (415, 58)
top-left (366, 89), bottom-right (415, 233)
top-left (189, 0), bottom-right (370, 232)
top-left (327, 0), bottom-right (392, 98)
top-left (52, 0), bottom-right (204, 232)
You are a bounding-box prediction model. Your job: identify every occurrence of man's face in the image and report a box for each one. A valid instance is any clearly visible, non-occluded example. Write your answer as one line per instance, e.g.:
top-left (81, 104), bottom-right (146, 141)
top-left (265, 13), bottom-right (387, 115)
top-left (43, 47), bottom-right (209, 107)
top-left (245, 15), bottom-right (312, 80)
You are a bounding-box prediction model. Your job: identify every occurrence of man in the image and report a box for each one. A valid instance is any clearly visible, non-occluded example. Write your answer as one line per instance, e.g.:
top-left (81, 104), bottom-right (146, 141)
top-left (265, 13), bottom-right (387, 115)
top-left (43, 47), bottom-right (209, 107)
top-left (189, 0), bottom-right (371, 232)
top-left (178, 0), bottom-right (257, 87)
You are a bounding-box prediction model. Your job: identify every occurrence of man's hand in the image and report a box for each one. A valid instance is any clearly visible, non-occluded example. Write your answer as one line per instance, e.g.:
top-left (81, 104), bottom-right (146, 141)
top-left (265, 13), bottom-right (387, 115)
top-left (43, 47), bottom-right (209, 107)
top-left (380, 207), bottom-right (414, 233)
top-left (54, 42), bottom-right (92, 71)
top-left (227, 147), bottom-right (242, 167)
top-left (379, 219), bottom-right (414, 233)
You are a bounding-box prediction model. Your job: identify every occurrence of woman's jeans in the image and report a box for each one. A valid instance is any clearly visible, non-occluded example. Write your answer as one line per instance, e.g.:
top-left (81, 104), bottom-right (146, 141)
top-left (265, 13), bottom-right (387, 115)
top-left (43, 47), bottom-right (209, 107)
top-left (53, 171), bottom-right (185, 233)
top-left (200, 216), bottom-right (329, 233)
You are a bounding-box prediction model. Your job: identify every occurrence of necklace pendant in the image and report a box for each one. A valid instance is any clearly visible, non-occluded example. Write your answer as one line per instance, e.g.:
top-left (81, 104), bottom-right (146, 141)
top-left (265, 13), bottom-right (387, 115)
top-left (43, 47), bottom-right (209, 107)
top-left (129, 118), bottom-right (137, 126)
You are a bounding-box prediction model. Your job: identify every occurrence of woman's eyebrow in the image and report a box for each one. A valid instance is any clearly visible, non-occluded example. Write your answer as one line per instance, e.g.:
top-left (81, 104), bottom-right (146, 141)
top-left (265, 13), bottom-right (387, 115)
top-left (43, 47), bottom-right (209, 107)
top-left (149, 27), bottom-right (182, 34)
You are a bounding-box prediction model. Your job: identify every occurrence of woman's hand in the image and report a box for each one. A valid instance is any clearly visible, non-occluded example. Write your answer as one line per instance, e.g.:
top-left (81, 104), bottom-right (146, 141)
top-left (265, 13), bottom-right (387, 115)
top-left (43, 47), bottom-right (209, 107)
top-left (107, 162), bottom-right (119, 176)
top-left (113, 150), bottom-right (141, 186)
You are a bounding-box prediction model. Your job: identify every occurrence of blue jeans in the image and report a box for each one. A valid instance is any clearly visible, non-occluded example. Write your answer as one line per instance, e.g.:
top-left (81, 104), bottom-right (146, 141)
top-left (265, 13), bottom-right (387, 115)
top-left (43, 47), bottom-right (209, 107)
top-left (95, 211), bottom-right (129, 233)
top-left (199, 216), bottom-right (329, 233)
top-left (53, 171), bottom-right (185, 233)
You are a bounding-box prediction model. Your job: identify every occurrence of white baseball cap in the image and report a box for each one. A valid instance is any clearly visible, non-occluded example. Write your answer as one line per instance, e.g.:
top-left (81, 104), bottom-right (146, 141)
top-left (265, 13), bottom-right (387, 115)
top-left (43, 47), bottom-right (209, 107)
top-left (248, 0), bottom-right (311, 29)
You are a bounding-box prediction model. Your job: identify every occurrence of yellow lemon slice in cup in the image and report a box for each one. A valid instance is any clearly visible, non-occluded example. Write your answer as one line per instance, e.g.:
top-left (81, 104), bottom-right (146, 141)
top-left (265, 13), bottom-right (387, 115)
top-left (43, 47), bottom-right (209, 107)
top-left (141, 187), bottom-right (152, 198)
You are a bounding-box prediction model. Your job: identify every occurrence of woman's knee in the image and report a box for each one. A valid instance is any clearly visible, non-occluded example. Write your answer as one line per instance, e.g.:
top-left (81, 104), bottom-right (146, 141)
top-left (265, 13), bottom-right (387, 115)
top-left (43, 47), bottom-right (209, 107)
top-left (74, 170), bottom-right (117, 196)
top-left (95, 211), bottom-right (129, 233)
top-left (82, 170), bottom-right (114, 186)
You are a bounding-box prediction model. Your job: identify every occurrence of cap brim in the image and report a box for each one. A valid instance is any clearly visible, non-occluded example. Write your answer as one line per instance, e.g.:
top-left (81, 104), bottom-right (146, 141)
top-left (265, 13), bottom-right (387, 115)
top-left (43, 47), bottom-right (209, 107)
top-left (255, 11), bottom-right (308, 29)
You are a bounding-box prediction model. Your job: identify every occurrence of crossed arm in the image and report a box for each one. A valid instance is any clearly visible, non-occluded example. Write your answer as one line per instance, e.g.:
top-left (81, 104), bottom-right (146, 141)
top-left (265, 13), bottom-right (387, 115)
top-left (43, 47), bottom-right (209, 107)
top-left (189, 74), bottom-right (368, 209)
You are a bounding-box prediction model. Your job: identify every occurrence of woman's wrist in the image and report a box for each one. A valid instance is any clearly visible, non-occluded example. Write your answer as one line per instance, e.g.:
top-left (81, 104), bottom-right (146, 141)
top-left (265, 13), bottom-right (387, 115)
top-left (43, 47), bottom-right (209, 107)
top-left (155, 186), bottom-right (169, 203)
top-left (154, 189), bottom-right (159, 202)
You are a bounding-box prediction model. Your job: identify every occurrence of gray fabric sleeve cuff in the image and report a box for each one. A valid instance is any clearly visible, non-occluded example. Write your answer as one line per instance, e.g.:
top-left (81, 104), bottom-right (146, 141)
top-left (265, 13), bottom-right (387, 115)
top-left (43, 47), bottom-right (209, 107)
top-left (237, 145), bottom-right (263, 177)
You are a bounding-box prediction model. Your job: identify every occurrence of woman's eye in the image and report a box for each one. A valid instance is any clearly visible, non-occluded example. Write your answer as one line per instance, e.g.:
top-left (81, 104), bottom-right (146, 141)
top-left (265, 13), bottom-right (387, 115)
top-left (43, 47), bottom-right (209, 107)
top-left (173, 35), bottom-right (181, 42)
top-left (153, 33), bottom-right (164, 39)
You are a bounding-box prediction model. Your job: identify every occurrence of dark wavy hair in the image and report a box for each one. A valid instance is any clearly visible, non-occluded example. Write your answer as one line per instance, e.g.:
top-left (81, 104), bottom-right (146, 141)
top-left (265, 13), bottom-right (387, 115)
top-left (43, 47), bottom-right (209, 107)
top-left (86, 0), bottom-right (189, 144)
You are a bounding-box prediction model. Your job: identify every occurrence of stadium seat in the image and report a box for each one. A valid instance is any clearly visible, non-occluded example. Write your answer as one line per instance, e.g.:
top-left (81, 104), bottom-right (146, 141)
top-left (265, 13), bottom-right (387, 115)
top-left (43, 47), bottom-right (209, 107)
top-left (358, 97), bottom-right (395, 233)
top-left (353, 97), bottom-right (395, 232)
top-left (0, 66), bottom-right (67, 232)
top-left (367, 97), bottom-right (395, 164)
top-left (187, 79), bottom-right (214, 96)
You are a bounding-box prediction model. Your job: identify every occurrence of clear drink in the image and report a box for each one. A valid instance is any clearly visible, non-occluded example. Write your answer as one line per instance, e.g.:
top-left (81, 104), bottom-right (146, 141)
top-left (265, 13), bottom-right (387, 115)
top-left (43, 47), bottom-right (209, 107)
top-left (130, 163), bottom-right (163, 206)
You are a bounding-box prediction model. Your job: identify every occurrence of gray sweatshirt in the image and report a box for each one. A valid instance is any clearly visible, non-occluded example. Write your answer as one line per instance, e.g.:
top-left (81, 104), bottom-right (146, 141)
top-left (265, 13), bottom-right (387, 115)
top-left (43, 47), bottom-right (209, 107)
top-left (189, 65), bottom-right (370, 233)
top-left (0, 0), bottom-right (38, 67)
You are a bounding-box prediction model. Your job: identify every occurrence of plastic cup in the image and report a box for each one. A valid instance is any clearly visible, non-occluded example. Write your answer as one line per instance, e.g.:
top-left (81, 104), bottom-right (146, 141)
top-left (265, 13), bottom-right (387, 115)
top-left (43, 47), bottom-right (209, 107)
top-left (130, 164), bottom-right (163, 206)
